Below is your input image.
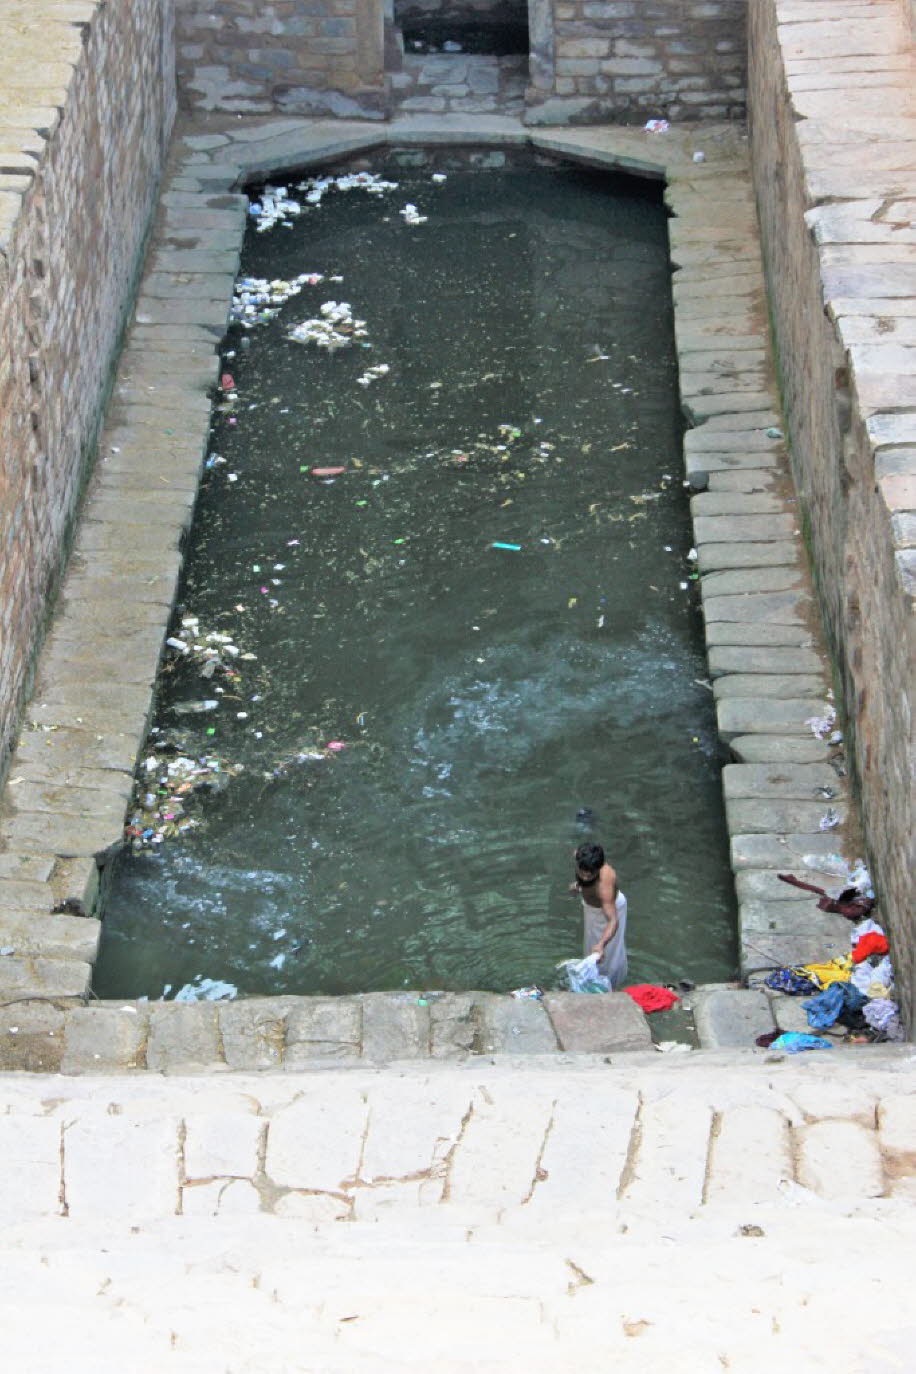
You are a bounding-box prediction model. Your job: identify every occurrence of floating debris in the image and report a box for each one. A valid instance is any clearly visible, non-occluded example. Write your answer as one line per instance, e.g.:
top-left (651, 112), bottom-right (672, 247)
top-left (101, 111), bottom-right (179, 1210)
top-left (400, 203), bottom-right (428, 225)
top-left (230, 273), bottom-right (323, 329)
top-left (125, 747), bottom-right (244, 851)
top-left (356, 363), bottom-right (390, 387)
top-left (287, 300), bottom-right (369, 351)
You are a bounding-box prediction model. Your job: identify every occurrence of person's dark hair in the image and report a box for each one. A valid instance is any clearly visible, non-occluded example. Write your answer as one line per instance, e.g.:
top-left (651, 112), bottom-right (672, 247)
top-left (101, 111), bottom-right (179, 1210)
top-left (575, 842), bottom-right (604, 875)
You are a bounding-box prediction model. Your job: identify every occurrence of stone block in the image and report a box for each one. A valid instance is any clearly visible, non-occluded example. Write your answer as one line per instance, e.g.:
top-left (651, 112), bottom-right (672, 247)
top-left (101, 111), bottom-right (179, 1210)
top-left (0, 911), bottom-right (100, 964)
top-left (705, 592), bottom-right (810, 627)
top-left (716, 698), bottom-right (828, 739)
top-left (0, 955), bottom-right (91, 999)
top-left (622, 1092), bottom-right (713, 1211)
top-left (475, 994), bottom-right (558, 1054)
top-left (266, 1086), bottom-right (368, 1192)
top-left (706, 620), bottom-right (812, 647)
top-left (218, 1000), bottom-right (288, 1069)
top-left (877, 1095), bottom-right (916, 1167)
top-left (706, 1105), bottom-right (793, 1203)
top-left (184, 1111), bottom-right (264, 1179)
top-left (796, 1120), bottom-right (885, 1199)
top-left (722, 762), bottom-right (843, 799)
top-left (60, 1005), bottom-right (147, 1073)
top-left (0, 1003), bottom-right (65, 1072)
top-left (360, 992), bottom-right (430, 1062)
top-left (273, 1191), bottom-right (350, 1221)
top-left (446, 1082), bottom-right (554, 1211)
top-left (708, 646), bottom-right (823, 676)
top-left (698, 541), bottom-right (799, 571)
top-left (145, 1004), bottom-right (223, 1072)
top-left (694, 514), bottom-right (795, 543)
top-left (542, 992), bottom-right (651, 1052)
top-left (713, 673), bottom-right (826, 700)
top-left (361, 1077), bottom-right (473, 1183)
top-left (692, 986), bottom-right (773, 1049)
top-left (726, 797), bottom-right (846, 834)
top-left (527, 1086), bottom-right (639, 1209)
top-left (0, 1116), bottom-right (63, 1222)
top-left (284, 997), bottom-right (361, 1065)
top-left (64, 1111), bottom-right (181, 1221)
top-left (429, 992), bottom-right (476, 1057)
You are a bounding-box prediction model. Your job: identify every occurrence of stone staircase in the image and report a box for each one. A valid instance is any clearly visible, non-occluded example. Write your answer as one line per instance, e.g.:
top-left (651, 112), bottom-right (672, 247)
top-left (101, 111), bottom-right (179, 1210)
top-left (0, 1050), bottom-right (914, 1370)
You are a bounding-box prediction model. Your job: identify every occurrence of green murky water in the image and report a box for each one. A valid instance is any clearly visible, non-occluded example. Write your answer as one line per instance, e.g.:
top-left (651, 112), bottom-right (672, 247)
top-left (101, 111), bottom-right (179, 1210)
top-left (95, 151), bottom-right (737, 1000)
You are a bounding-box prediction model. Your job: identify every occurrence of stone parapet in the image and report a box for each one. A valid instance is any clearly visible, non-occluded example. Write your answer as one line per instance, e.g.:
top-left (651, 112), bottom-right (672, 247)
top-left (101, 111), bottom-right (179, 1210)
top-left (0, 0), bottom-right (176, 790)
top-left (747, 0), bottom-right (916, 1028)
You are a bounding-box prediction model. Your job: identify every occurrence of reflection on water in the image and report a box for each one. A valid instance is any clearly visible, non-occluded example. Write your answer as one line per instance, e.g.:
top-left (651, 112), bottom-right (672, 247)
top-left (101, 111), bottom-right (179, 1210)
top-left (95, 152), bottom-right (737, 999)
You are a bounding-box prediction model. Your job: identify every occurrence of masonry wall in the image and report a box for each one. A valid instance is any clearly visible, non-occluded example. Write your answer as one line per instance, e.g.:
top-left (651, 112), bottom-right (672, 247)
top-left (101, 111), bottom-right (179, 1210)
top-left (173, 0), bottom-right (387, 118)
top-left (526, 0), bottom-right (747, 125)
top-left (0, 0), bottom-right (176, 781)
top-left (747, 1), bottom-right (915, 1029)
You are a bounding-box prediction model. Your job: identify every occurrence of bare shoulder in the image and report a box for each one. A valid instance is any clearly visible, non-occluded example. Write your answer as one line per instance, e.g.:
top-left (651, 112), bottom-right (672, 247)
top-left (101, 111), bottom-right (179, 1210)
top-left (600, 862), bottom-right (618, 900)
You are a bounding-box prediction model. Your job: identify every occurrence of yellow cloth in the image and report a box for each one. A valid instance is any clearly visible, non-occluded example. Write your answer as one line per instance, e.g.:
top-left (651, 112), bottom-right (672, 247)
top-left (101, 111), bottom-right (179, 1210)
top-left (799, 956), bottom-right (853, 989)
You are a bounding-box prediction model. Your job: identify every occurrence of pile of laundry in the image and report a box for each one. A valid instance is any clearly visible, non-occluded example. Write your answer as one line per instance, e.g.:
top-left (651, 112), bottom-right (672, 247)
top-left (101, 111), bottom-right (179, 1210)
top-left (761, 862), bottom-right (903, 1043)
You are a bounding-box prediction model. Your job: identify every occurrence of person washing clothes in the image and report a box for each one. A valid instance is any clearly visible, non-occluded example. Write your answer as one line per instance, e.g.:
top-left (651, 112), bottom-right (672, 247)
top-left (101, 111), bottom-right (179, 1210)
top-left (572, 841), bottom-right (628, 989)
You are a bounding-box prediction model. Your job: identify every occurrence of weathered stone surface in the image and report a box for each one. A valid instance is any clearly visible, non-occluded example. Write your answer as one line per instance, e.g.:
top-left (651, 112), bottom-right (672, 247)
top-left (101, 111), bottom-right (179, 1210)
top-left (542, 992), bottom-right (651, 1053)
top-left (698, 540), bottom-right (799, 571)
top-left (475, 994), bottom-right (558, 1055)
top-left (218, 1000), bottom-right (288, 1070)
top-left (796, 1120), bottom-right (885, 1199)
top-left (361, 993), bottom-right (431, 1062)
top-left (266, 1087), bottom-right (368, 1192)
top-left (429, 993), bottom-right (476, 1058)
top-left (705, 620), bottom-right (814, 647)
top-left (706, 1106), bottom-right (793, 1202)
top-left (0, 1003), bottom-right (66, 1072)
top-left (284, 998), bottom-right (361, 1065)
top-left (704, 592), bottom-right (809, 626)
top-left (182, 1178), bottom-right (262, 1216)
top-left (877, 1095), bottom-right (916, 1165)
top-left (709, 645), bottom-right (824, 677)
top-left (722, 762), bottom-right (843, 799)
top-left (728, 733), bottom-right (834, 764)
top-left (717, 697), bottom-right (829, 740)
top-left (61, 1005), bottom-right (148, 1073)
top-left (0, 955), bottom-right (91, 999)
top-left (64, 1111), bottom-right (180, 1221)
top-left (184, 1110), bottom-right (264, 1179)
top-left (726, 797), bottom-right (846, 835)
top-left (0, 1116), bottom-right (63, 1221)
top-left (145, 1004), bottom-right (223, 1072)
top-left (713, 673), bottom-right (826, 700)
top-left (731, 830), bottom-right (856, 871)
top-left (622, 1093), bottom-right (713, 1211)
top-left (692, 986), bottom-right (773, 1049)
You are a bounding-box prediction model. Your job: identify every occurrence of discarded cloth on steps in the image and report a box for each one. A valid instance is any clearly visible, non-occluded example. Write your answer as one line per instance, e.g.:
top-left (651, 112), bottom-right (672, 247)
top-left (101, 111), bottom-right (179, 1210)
top-left (764, 967), bottom-right (819, 996)
top-left (558, 953), bottom-right (609, 994)
top-left (803, 980), bottom-right (867, 1029)
top-left (769, 1032), bottom-right (833, 1054)
top-left (851, 931), bottom-right (890, 964)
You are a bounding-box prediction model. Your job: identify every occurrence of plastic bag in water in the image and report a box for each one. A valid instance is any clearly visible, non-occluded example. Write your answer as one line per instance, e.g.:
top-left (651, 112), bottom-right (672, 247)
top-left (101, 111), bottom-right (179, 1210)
top-left (558, 953), bottom-right (609, 994)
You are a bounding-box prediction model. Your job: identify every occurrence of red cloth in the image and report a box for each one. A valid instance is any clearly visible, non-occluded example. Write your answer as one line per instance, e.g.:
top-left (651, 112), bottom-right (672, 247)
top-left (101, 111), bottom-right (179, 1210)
top-left (851, 932), bottom-right (889, 964)
top-left (624, 984), bottom-right (680, 1013)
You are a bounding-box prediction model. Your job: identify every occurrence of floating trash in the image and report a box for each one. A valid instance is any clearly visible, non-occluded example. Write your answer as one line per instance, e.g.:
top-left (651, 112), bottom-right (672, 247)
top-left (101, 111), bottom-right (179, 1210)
top-left (124, 746), bottom-right (244, 851)
top-left (287, 300), bottom-right (369, 351)
top-left (230, 273), bottom-right (323, 329)
top-left (400, 203), bottom-right (428, 225)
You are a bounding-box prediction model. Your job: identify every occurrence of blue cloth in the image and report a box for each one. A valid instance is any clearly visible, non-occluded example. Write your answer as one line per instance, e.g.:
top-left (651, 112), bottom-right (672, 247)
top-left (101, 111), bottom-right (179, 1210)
top-left (803, 982), bottom-right (867, 1029)
top-left (770, 1033), bottom-right (833, 1054)
top-left (764, 968), bottom-right (819, 996)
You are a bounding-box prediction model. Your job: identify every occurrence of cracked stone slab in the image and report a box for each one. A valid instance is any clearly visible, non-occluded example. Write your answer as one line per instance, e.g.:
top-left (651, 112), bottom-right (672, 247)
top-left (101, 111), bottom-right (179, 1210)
top-left (698, 541), bottom-right (805, 571)
top-left (725, 797), bottom-right (846, 835)
top-left (475, 994), bottom-right (558, 1054)
top-left (722, 762), bottom-right (844, 800)
top-left (713, 673), bottom-right (827, 700)
top-left (728, 734), bottom-right (836, 765)
top-left (704, 592), bottom-right (810, 626)
top-left (692, 986), bottom-right (773, 1049)
top-left (708, 645), bottom-right (824, 676)
top-left (542, 992), bottom-right (651, 1053)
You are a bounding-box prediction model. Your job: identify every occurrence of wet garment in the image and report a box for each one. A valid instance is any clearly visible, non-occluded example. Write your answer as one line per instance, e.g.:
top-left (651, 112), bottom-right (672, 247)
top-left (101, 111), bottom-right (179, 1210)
top-left (850, 955), bottom-right (894, 999)
top-left (582, 892), bottom-right (628, 990)
top-left (851, 931), bottom-right (889, 964)
top-left (799, 956), bottom-right (853, 989)
top-left (624, 984), bottom-right (679, 1014)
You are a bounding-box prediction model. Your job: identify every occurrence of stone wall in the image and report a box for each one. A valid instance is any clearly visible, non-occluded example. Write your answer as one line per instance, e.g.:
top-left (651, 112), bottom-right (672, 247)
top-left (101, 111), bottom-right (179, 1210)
top-left (0, 0), bottom-right (176, 785)
top-left (747, 0), bottom-right (915, 1029)
top-left (173, 0), bottom-right (387, 118)
top-left (526, 0), bottom-right (747, 125)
